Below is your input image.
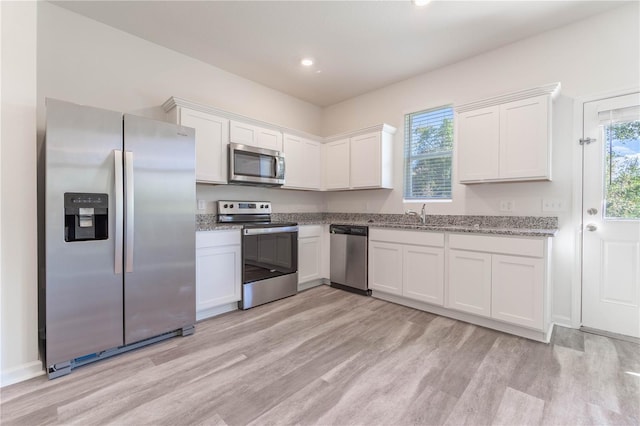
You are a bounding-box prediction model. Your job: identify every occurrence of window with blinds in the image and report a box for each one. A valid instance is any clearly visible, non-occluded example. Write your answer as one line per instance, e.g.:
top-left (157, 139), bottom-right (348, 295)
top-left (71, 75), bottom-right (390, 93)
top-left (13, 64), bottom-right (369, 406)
top-left (404, 106), bottom-right (454, 200)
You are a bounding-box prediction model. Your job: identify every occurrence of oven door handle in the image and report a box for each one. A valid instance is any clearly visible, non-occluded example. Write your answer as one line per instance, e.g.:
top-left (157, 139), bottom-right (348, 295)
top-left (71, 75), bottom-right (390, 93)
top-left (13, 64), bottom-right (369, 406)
top-left (243, 226), bottom-right (299, 235)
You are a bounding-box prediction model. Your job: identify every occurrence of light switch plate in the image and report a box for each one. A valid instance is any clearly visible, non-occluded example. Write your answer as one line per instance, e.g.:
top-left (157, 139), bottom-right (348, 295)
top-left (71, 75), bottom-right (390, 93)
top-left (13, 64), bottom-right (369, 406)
top-left (197, 200), bottom-right (206, 210)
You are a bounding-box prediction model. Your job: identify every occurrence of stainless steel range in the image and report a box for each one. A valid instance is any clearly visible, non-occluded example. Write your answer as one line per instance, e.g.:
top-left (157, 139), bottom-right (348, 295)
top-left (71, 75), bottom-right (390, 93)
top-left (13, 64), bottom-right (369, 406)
top-left (217, 201), bottom-right (298, 309)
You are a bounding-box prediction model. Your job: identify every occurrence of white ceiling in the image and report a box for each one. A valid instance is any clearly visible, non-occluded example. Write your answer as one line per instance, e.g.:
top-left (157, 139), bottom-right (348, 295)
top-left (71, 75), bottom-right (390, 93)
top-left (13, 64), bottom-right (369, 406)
top-left (51, 1), bottom-right (627, 107)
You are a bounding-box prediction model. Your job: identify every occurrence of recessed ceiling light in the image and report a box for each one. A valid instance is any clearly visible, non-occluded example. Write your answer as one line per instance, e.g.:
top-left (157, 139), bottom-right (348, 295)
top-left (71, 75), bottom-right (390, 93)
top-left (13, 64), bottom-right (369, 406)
top-left (301, 58), bottom-right (314, 67)
top-left (412, 0), bottom-right (431, 6)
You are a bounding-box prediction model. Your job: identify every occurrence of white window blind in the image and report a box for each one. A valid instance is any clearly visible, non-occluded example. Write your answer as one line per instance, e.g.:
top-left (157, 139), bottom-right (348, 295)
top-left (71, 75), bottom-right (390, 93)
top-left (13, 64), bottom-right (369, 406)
top-left (404, 106), bottom-right (454, 200)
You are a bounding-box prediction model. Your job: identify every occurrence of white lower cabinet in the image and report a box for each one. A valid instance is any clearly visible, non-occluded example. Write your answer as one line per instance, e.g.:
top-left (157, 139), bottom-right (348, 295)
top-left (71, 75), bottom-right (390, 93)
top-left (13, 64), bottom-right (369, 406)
top-left (491, 254), bottom-right (544, 329)
top-left (298, 225), bottom-right (324, 285)
top-left (369, 229), bottom-right (445, 304)
top-left (447, 249), bottom-right (492, 317)
top-left (403, 246), bottom-right (445, 305)
top-left (370, 241), bottom-right (403, 295)
top-left (447, 233), bottom-right (547, 331)
top-left (195, 230), bottom-right (241, 320)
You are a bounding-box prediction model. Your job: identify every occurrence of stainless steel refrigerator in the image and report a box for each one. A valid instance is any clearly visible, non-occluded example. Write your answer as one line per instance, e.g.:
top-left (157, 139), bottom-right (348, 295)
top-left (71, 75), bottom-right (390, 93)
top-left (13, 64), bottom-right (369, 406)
top-left (39, 98), bottom-right (196, 379)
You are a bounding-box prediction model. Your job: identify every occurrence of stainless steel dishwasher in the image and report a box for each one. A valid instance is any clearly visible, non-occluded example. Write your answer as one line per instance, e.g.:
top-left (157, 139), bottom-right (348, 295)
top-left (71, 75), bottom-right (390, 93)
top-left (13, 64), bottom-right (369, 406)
top-left (330, 225), bottom-right (370, 295)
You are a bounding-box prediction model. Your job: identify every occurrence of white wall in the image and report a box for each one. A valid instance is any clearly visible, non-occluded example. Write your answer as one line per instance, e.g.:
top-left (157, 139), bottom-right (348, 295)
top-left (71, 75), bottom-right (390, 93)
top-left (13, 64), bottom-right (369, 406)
top-left (321, 3), bottom-right (640, 324)
top-left (37, 1), bottom-right (329, 217)
top-left (1, 1), bottom-right (40, 386)
top-left (37, 2), bottom-right (323, 135)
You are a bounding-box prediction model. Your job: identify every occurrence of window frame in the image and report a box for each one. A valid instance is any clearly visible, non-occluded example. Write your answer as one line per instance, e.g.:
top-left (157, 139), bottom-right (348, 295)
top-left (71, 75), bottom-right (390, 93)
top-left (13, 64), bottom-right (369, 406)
top-left (403, 104), bottom-right (455, 202)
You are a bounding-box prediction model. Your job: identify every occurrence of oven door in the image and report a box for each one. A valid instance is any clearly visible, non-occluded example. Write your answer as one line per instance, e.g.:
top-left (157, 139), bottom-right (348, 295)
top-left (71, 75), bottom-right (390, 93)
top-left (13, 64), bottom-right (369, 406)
top-left (242, 225), bottom-right (298, 284)
top-left (229, 143), bottom-right (285, 186)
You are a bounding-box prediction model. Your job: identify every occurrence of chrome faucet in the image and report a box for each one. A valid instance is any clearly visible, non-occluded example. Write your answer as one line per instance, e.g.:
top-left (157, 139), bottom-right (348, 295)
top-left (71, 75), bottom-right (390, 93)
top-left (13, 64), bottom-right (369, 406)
top-left (405, 203), bottom-right (427, 224)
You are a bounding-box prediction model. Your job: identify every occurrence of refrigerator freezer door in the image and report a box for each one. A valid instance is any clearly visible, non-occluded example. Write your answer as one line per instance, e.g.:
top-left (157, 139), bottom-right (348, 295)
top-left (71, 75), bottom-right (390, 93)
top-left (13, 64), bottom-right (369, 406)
top-left (44, 99), bottom-right (124, 366)
top-left (123, 114), bottom-right (196, 345)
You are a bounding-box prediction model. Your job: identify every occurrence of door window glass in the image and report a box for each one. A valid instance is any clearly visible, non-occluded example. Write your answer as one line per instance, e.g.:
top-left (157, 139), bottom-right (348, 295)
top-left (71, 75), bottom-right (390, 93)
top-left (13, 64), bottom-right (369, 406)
top-left (603, 119), bottom-right (640, 219)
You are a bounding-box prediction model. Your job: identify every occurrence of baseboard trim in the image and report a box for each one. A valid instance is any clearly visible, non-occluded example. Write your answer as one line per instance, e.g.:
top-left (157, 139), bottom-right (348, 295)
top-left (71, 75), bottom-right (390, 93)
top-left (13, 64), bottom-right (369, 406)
top-left (551, 314), bottom-right (573, 329)
top-left (298, 278), bottom-right (326, 292)
top-left (196, 302), bottom-right (238, 322)
top-left (1, 360), bottom-right (44, 388)
top-left (373, 291), bottom-right (552, 343)
top-left (580, 326), bottom-right (640, 345)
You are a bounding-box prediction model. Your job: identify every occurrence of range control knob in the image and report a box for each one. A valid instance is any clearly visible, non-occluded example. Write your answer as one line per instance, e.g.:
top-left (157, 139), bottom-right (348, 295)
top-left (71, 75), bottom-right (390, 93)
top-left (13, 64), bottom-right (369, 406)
top-left (223, 204), bottom-right (228, 208)
top-left (230, 204), bottom-right (234, 208)
top-left (261, 204), bottom-right (266, 208)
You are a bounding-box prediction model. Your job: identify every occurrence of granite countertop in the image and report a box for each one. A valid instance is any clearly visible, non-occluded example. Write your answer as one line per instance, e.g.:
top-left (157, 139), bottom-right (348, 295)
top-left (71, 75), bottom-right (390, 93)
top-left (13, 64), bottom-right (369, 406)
top-left (197, 213), bottom-right (558, 237)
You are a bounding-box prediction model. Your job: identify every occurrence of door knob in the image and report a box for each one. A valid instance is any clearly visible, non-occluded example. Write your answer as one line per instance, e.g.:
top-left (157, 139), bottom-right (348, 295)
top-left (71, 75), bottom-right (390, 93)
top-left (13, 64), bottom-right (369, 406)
top-left (587, 208), bottom-right (598, 215)
top-left (586, 223), bottom-right (598, 232)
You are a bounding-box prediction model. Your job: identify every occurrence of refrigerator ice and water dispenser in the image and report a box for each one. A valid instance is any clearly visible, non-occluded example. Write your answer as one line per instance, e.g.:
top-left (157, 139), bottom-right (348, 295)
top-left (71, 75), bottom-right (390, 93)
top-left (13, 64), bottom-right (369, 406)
top-left (63, 192), bottom-right (108, 242)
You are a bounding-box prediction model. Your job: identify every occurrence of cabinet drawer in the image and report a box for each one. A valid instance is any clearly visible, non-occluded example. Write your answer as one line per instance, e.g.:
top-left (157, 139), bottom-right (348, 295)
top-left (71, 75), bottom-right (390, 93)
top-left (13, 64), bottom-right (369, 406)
top-left (449, 233), bottom-right (544, 258)
top-left (196, 230), bottom-right (241, 248)
top-left (370, 228), bottom-right (444, 247)
top-left (298, 224), bottom-right (323, 238)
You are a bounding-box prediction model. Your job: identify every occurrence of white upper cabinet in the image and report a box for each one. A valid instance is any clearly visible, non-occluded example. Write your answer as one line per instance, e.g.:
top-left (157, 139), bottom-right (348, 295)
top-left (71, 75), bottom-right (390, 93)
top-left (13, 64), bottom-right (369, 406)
top-left (323, 125), bottom-right (395, 191)
top-left (163, 97), bottom-right (394, 190)
top-left (457, 106), bottom-right (500, 182)
top-left (164, 100), bottom-right (229, 184)
top-left (324, 138), bottom-right (351, 190)
top-left (283, 134), bottom-right (322, 190)
top-left (499, 96), bottom-right (550, 179)
top-left (230, 120), bottom-right (283, 151)
top-left (456, 83), bottom-right (559, 184)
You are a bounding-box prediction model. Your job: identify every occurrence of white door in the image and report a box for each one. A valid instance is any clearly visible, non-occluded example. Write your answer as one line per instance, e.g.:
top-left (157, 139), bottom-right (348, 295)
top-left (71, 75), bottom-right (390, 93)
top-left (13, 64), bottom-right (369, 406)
top-left (582, 92), bottom-right (640, 338)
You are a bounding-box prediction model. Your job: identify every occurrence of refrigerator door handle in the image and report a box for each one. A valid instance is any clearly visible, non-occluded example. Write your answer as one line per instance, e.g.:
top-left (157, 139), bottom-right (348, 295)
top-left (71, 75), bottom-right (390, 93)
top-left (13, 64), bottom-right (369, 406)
top-left (124, 150), bottom-right (135, 273)
top-left (114, 150), bottom-right (124, 274)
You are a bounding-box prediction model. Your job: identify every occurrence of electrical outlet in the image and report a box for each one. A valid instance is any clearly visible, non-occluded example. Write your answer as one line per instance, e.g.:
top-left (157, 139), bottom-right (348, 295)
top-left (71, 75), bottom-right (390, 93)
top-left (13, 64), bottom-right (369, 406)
top-left (197, 199), bottom-right (206, 211)
top-left (542, 199), bottom-right (565, 212)
top-left (499, 200), bottom-right (515, 212)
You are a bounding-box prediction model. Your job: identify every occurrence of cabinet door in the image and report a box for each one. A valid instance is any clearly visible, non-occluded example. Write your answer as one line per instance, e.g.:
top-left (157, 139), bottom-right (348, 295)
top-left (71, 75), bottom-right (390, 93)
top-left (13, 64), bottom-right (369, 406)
top-left (283, 135), bottom-right (321, 190)
top-left (491, 254), bottom-right (544, 329)
top-left (499, 95), bottom-right (550, 180)
top-left (403, 246), bottom-right (444, 306)
top-left (457, 106), bottom-right (500, 182)
top-left (256, 127), bottom-right (283, 151)
top-left (229, 120), bottom-right (257, 145)
top-left (195, 244), bottom-right (241, 312)
top-left (179, 108), bottom-right (229, 184)
top-left (350, 132), bottom-right (381, 188)
top-left (447, 249), bottom-right (492, 317)
top-left (369, 242), bottom-right (403, 296)
top-left (324, 138), bottom-right (350, 190)
top-left (299, 236), bottom-right (322, 283)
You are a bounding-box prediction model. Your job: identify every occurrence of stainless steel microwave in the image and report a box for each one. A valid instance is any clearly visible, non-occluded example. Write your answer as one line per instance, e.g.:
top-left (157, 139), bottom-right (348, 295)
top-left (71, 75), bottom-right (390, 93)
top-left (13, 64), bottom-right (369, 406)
top-left (228, 143), bottom-right (285, 186)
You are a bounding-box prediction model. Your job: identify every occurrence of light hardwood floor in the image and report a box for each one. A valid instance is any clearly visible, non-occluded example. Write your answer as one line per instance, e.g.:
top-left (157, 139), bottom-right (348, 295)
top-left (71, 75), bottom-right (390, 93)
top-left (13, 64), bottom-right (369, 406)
top-left (2, 285), bottom-right (639, 425)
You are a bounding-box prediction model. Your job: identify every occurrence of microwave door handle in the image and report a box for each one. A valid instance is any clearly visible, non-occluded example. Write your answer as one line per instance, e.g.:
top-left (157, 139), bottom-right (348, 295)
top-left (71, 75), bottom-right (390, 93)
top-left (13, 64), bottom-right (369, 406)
top-left (274, 156), bottom-right (279, 178)
top-left (275, 157), bottom-right (284, 179)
